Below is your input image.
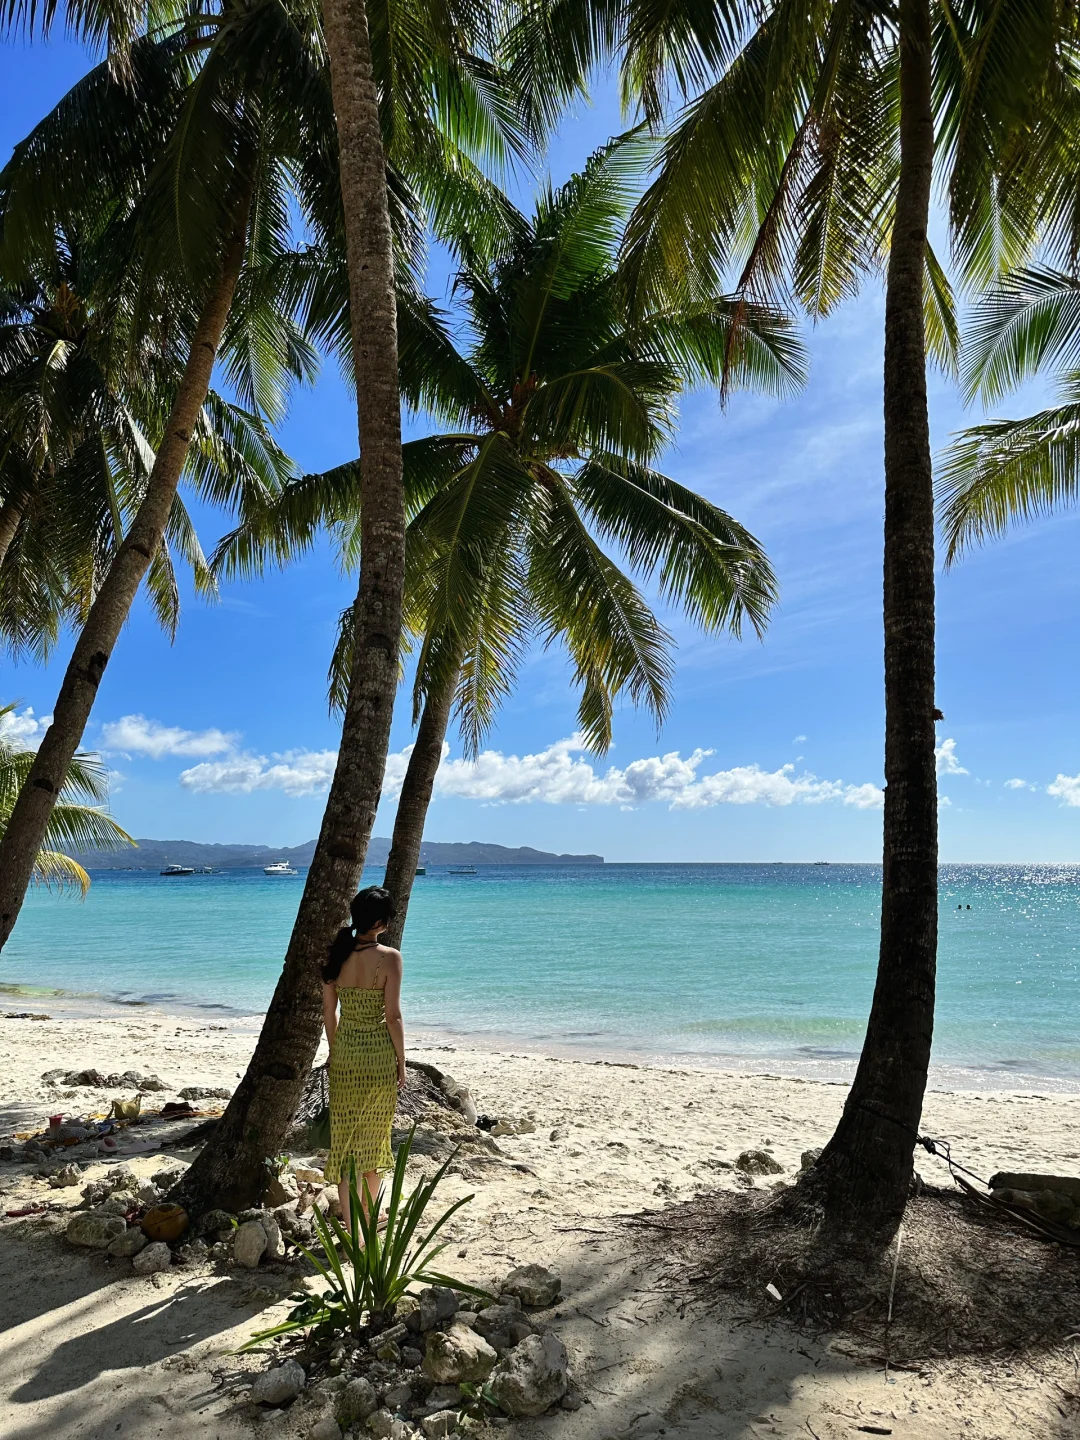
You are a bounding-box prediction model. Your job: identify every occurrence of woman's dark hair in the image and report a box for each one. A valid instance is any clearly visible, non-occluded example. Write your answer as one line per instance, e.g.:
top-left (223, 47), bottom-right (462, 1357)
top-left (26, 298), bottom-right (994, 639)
top-left (323, 886), bottom-right (396, 982)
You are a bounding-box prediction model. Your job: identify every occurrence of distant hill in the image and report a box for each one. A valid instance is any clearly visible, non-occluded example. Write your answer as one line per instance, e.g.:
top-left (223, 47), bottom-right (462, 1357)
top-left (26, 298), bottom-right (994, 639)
top-left (81, 836), bottom-right (603, 869)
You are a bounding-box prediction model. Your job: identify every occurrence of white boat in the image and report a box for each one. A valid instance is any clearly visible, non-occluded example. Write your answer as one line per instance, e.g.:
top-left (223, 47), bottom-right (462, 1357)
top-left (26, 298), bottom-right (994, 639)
top-left (160, 864), bottom-right (195, 876)
top-left (264, 861), bottom-right (298, 876)
top-left (448, 865), bottom-right (477, 875)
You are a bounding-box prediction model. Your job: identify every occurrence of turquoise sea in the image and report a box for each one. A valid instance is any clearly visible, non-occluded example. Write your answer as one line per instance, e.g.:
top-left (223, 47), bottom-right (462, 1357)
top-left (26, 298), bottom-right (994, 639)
top-left (3, 863), bottom-right (1079, 1091)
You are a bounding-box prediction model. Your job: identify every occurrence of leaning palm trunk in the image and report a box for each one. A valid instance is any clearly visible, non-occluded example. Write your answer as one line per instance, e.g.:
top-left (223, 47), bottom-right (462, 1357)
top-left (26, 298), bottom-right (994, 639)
top-left (802, 0), bottom-right (937, 1237)
top-left (174, 0), bottom-right (405, 1214)
top-left (0, 493), bottom-right (26, 568)
top-left (383, 665), bottom-right (459, 949)
top-left (0, 203), bottom-right (252, 951)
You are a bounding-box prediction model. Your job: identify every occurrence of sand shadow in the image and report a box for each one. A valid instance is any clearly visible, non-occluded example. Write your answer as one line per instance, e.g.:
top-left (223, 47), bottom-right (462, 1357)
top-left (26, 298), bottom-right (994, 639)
top-left (7, 1279), bottom-right (241, 1404)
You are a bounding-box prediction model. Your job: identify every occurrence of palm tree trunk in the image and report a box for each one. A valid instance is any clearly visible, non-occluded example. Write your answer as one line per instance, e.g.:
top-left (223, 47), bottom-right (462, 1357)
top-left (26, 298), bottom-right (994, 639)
top-left (800, 0), bottom-right (937, 1239)
top-left (0, 200), bottom-right (252, 953)
top-left (0, 493), bottom-right (27, 568)
top-left (383, 666), bottom-right (459, 949)
top-left (173, 0), bottom-right (405, 1216)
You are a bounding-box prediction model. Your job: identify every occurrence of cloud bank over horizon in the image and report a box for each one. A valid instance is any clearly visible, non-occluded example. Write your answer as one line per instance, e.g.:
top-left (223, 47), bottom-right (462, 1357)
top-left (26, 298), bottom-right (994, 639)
top-left (173, 728), bottom-right (886, 810)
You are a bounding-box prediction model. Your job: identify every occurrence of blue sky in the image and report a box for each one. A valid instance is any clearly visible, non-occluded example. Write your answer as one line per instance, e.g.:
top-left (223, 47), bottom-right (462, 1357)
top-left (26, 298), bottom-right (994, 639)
top-left (2, 35), bottom-right (1079, 863)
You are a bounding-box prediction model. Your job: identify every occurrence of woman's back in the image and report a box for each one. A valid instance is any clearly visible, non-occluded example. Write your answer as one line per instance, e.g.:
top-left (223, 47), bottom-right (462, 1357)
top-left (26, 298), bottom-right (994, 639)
top-left (333, 942), bottom-right (394, 992)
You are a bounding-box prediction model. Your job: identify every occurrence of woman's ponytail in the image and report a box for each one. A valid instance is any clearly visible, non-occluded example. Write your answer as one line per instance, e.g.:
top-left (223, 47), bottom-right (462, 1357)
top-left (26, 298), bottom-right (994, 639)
top-left (322, 926), bottom-right (355, 983)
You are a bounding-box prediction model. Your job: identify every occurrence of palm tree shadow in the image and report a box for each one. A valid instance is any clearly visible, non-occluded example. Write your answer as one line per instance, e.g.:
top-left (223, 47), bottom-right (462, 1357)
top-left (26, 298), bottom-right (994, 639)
top-left (9, 1280), bottom-right (240, 1404)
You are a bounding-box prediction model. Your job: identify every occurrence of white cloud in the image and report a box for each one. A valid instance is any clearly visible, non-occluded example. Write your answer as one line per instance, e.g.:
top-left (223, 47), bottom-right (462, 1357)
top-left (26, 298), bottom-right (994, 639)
top-left (1004, 778), bottom-right (1033, 791)
top-left (102, 714), bottom-right (238, 760)
top-left (0, 706), bottom-right (51, 748)
top-left (935, 738), bottom-right (968, 776)
top-left (416, 735), bottom-right (884, 811)
top-left (793, 734), bottom-right (808, 744)
top-left (1048, 773), bottom-right (1080, 807)
top-left (180, 749), bottom-right (339, 797)
top-left (172, 731), bottom-right (885, 811)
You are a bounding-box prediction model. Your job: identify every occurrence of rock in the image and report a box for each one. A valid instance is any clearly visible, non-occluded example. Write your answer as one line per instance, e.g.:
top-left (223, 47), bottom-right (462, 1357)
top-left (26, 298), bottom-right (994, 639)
top-left (420, 1414), bottom-right (458, 1439)
top-left (390, 1421), bottom-right (413, 1440)
top-left (260, 1212), bottom-right (285, 1261)
top-left (501, 1264), bottom-right (561, 1308)
top-left (488, 1332), bottom-right (568, 1417)
top-left (383, 1381), bottom-right (413, 1409)
top-left (366, 1410), bottom-right (394, 1438)
top-left (307, 1420), bottom-right (342, 1440)
top-left (419, 1286), bottom-right (458, 1331)
top-left (796, 1147), bottom-right (823, 1178)
top-left (337, 1377), bottom-right (378, 1426)
top-left (273, 1204), bottom-right (310, 1240)
top-left (132, 1241), bottom-right (172, 1275)
top-left (48, 1163), bottom-right (84, 1188)
top-left (290, 1161), bottom-right (326, 1184)
top-left (67, 1212), bottom-right (127, 1248)
top-left (734, 1150), bottom-right (784, 1176)
top-left (375, 1341), bottom-right (401, 1365)
top-left (95, 1196), bottom-right (132, 1218)
top-left (108, 1228), bottom-right (148, 1257)
top-left (474, 1304), bottom-right (531, 1342)
top-left (82, 1166), bottom-right (139, 1205)
top-left (194, 1207), bottom-right (236, 1239)
top-left (265, 1171), bottom-right (299, 1208)
top-left (401, 1347), bottom-right (424, 1370)
top-left (137, 1182), bottom-right (162, 1206)
top-left (178, 1085), bottom-right (233, 1101)
top-left (423, 1324), bottom-right (497, 1385)
top-left (151, 1162), bottom-right (189, 1191)
top-left (397, 1295), bottom-right (421, 1331)
top-left (62, 1068), bottom-right (109, 1087)
top-left (252, 1360), bottom-right (306, 1406)
top-left (133, 1073), bottom-right (168, 1092)
top-left (560, 1391), bottom-right (583, 1411)
top-left (234, 1219), bottom-right (268, 1268)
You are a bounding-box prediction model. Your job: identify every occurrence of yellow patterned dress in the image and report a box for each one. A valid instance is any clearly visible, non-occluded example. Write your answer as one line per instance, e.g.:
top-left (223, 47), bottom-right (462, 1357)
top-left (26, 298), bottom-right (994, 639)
top-left (324, 986), bottom-right (397, 1183)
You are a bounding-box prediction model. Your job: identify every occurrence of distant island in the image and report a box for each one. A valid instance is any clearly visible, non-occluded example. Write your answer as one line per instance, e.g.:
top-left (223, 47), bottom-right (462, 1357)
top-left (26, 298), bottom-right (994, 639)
top-left (80, 836), bottom-right (604, 870)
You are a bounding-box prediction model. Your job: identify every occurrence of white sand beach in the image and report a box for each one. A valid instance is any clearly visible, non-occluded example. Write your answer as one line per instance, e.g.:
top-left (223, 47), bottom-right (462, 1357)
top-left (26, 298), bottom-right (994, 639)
top-left (2, 1005), bottom-right (1079, 1440)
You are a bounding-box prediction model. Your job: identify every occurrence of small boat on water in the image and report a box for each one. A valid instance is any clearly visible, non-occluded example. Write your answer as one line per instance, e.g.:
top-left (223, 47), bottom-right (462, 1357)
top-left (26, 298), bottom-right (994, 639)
top-left (160, 864), bottom-right (195, 876)
top-left (415, 866), bottom-right (426, 876)
top-left (448, 865), bottom-right (477, 875)
top-left (264, 860), bottom-right (298, 876)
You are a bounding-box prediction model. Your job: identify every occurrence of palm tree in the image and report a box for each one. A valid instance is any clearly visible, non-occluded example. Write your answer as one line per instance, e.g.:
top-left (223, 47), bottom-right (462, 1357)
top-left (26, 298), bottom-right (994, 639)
top-left (587, 0), bottom-right (1067, 1236)
top-left (0, 240), bottom-right (294, 663)
top-left (0, 0), bottom-right (510, 944)
top-left (939, 267), bottom-right (1080, 556)
top-left (155, 0), bottom-right (540, 1215)
top-left (0, 706), bottom-right (133, 891)
top-left (219, 137), bottom-right (805, 948)
top-left (0, 6), bottom-right (318, 950)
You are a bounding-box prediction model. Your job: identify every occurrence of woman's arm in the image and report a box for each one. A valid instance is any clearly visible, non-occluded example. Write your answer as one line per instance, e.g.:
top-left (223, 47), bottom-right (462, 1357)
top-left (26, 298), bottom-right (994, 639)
top-left (381, 949), bottom-right (406, 1087)
top-left (322, 982), bottom-right (338, 1054)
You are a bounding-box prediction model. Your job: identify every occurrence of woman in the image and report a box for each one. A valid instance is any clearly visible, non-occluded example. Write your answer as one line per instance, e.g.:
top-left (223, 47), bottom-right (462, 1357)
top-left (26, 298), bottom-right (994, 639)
top-left (321, 886), bottom-right (406, 1227)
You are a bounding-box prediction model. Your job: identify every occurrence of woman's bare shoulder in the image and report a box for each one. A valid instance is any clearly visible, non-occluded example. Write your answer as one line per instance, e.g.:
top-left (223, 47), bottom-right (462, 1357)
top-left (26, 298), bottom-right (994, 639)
top-left (379, 944), bottom-right (403, 968)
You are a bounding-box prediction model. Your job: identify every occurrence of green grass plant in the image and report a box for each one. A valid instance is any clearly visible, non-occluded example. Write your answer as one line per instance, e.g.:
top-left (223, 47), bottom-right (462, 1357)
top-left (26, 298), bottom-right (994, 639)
top-left (241, 1126), bottom-right (488, 1348)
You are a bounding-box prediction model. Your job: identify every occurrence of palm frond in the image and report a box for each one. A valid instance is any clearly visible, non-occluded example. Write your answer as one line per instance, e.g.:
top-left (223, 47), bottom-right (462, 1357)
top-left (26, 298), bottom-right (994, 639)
top-left (938, 394), bottom-right (1080, 561)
